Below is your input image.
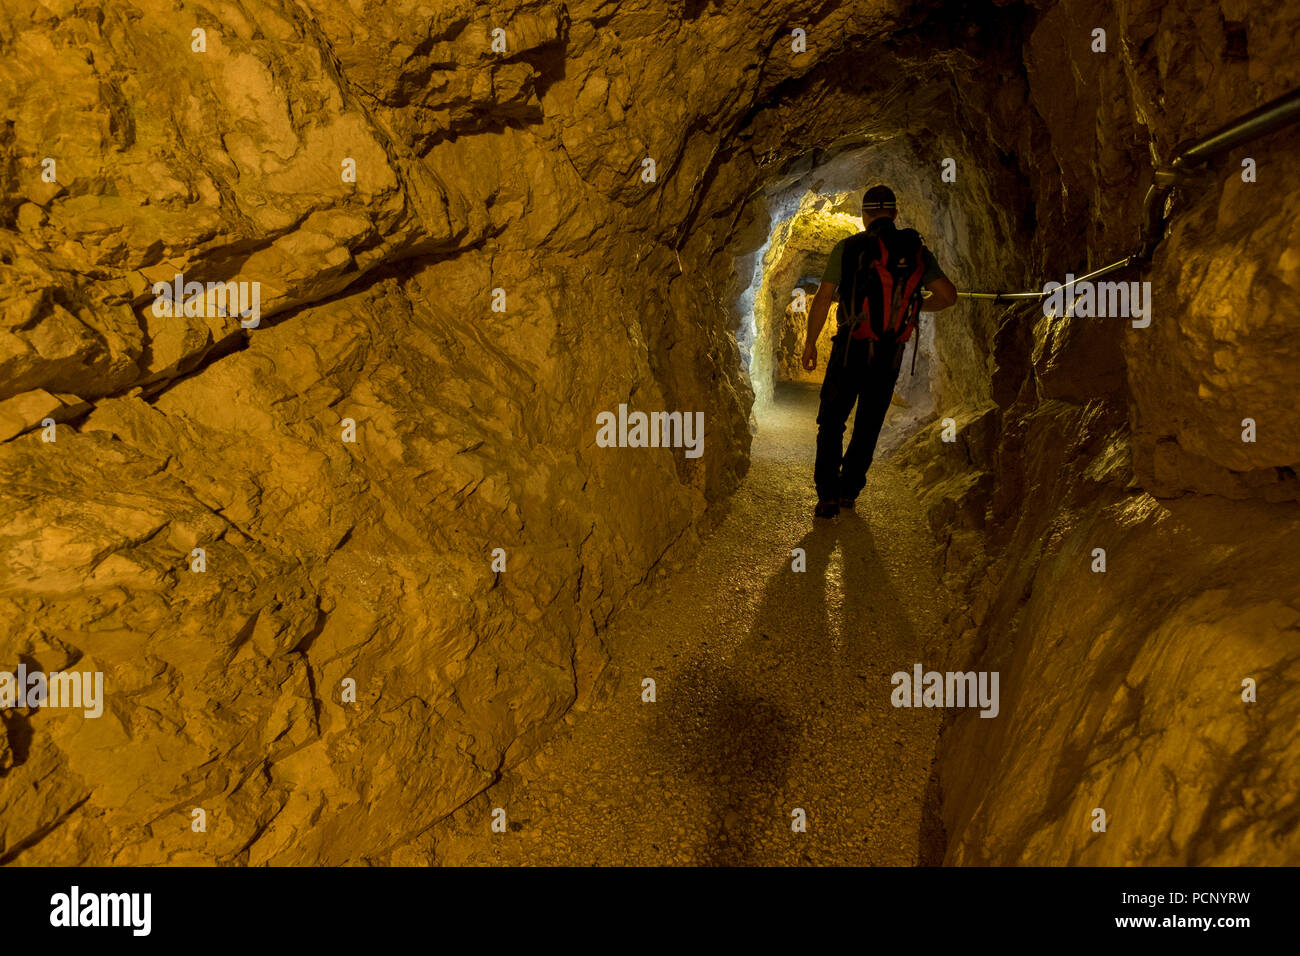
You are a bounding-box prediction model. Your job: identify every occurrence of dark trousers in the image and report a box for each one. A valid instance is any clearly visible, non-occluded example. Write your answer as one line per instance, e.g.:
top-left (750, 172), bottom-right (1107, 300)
top-left (814, 335), bottom-right (903, 502)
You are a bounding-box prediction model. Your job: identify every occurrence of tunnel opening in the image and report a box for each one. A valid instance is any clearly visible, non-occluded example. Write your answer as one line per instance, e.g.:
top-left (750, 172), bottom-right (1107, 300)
top-left (728, 128), bottom-right (1015, 460)
top-left (733, 192), bottom-right (938, 482)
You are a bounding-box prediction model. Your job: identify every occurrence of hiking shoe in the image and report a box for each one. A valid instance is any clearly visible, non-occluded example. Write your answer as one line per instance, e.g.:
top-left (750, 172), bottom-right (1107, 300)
top-left (838, 497), bottom-right (856, 511)
top-left (813, 501), bottom-right (840, 519)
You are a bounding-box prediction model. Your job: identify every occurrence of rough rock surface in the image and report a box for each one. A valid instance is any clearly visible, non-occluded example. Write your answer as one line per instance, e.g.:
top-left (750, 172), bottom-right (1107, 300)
top-left (426, 386), bottom-right (947, 866)
top-left (1, 0), bottom-right (1298, 866)
top-left (754, 193), bottom-right (856, 392)
top-left (1, 0), bottom-right (757, 865)
top-left (894, 0), bottom-right (1300, 864)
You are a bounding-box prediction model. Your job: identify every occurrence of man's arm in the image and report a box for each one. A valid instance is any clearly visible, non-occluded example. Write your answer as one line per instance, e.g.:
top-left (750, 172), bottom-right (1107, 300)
top-left (923, 276), bottom-right (958, 311)
top-left (801, 282), bottom-right (836, 371)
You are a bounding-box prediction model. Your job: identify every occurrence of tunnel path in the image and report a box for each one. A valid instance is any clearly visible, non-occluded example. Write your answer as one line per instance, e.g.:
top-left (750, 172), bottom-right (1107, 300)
top-left (432, 383), bottom-right (949, 865)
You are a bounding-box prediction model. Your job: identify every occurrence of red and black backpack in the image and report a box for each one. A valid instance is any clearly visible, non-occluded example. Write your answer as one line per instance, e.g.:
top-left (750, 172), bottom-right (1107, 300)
top-left (837, 220), bottom-right (929, 367)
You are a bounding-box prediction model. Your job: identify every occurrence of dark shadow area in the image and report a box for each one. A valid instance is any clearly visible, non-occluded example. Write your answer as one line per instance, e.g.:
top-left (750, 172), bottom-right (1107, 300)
top-left (658, 497), bottom-right (922, 864)
top-left (918, 764), bottom-right (947, 865)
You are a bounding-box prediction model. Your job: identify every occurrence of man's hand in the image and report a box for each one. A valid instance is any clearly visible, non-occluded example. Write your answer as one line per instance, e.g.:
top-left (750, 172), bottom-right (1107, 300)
top-left (802, 281), bottom-right (836, 373)
top-left (801, 339), bottom-right (818, 372)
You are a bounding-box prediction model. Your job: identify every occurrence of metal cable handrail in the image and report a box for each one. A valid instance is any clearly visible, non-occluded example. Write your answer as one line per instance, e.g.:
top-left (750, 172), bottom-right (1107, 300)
top-left (955, 85), bottom-right (1300, 303)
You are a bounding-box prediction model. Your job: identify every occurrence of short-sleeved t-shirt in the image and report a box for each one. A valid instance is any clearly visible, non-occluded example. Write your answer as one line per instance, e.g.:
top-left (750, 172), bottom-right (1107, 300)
top-left (821, 235), bottom-right (947, 289)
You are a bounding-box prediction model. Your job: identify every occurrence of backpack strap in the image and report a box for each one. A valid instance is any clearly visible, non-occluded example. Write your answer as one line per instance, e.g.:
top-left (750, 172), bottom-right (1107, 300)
top-left (849, 245), bottom-right (879, 341)
top-left (871, 236), bottom-right (893, 335)
top-left (909, 311), bottom-right (922, 375)
top-left (893, 249), bottom-right (928, 336)
top-left (903, 243), bottom-right (931, 375)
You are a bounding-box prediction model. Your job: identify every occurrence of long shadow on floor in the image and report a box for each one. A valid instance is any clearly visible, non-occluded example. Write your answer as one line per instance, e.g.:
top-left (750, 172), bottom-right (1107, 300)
top-left (659, 508), bottom-right (918, 864)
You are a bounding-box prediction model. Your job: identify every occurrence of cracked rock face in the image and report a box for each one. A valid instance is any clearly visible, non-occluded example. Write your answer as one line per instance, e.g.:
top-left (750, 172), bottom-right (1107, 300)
top-left (1, 0), bottom-right (759, 865)
top-left (2, 0), bottom-right (1298, 866)
top-left (894, 0), bottom-right (1300, 864)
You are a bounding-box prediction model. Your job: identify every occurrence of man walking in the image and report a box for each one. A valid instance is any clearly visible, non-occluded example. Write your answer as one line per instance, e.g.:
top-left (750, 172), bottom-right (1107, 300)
top-left (800, 185), bottom-right (957, 519)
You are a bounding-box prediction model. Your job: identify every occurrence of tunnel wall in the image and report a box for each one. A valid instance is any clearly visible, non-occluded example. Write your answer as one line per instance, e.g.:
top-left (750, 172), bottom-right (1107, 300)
top-left (0, 0), bottom-right (763, 864)
top-left (750, 191), bottom-right (854, 392)
top-left (896, 0), bottom-right (1300, 863)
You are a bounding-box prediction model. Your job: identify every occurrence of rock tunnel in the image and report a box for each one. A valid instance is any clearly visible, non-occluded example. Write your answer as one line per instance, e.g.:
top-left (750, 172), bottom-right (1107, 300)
top-left (1, 0), bottom-right (1298, 868)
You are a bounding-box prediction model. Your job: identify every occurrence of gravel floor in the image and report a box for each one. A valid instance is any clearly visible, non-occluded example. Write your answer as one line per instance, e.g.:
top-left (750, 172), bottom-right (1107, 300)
top-left (431, 383), bottom-right (949, 865)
